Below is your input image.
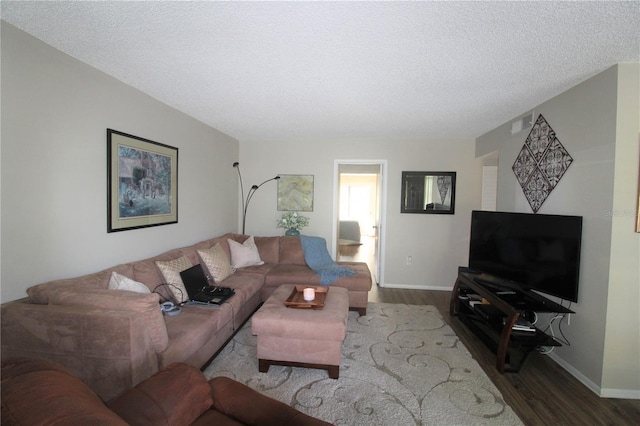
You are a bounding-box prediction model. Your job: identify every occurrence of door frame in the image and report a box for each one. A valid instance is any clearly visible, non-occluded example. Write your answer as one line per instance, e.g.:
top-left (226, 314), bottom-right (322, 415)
top-left (332, 159), bottom-right (387, 286)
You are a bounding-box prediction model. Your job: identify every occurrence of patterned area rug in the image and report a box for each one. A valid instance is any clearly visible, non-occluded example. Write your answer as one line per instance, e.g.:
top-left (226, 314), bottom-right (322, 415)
top-left (204, 303), bottom-right (523, 425)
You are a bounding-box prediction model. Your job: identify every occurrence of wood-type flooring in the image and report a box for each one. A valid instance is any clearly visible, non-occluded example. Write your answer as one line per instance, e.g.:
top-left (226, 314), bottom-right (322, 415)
top-left (368, 285), bottom-right (640, 426)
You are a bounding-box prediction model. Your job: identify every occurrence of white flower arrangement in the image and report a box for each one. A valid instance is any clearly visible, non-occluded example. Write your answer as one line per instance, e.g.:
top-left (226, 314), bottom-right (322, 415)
top-left (276, 211), bottom-right (310, 231)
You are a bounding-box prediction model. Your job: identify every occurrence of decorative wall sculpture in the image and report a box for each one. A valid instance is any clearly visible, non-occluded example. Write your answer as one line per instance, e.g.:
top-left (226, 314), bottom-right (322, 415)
top-left (512, 114), bottom-right (573, 213)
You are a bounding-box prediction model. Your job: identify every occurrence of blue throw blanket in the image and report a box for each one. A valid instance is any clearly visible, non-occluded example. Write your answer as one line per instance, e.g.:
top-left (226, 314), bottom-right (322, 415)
top-left (300, 235), bottom-right (357, 285)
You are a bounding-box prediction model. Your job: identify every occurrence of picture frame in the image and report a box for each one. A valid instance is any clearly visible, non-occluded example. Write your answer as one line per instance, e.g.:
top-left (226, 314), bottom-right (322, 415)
top-left (277, 174), bottom-right (314, 211)
top-left (401, 171), bottom-right (456, 214)
top-left (107, 129), bottom-right (178, 232)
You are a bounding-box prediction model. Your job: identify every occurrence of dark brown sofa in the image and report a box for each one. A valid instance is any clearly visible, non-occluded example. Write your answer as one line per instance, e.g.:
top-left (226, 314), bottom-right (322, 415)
top-left (1, 357), bottom-right (332, 426)
top-left (1, 233), bottom-right (372, 401)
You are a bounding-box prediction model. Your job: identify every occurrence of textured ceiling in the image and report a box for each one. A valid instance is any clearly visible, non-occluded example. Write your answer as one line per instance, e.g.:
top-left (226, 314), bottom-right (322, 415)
top-left (2, 1), bottom-right (639, 141)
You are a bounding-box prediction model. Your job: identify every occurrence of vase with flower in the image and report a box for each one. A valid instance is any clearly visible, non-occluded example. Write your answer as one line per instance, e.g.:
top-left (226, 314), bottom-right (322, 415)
top-left (277, 211), bottom-right (309, 236)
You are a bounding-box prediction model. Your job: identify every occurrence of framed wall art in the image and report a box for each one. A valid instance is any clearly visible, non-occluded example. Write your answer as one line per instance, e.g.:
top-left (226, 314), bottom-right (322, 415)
top-left (512, 114), bottom-right (573, 213)
top-left (277, 174), bottom-right (314, 211)
top-left (107, 129), bottom-right (178, 232)
top-left (401, 171), bottom-right (456, 214)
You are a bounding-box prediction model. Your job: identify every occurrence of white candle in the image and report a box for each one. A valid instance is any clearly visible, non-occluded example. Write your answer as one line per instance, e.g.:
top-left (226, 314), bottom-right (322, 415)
top-left (303, 287), bottom-right (315, 301)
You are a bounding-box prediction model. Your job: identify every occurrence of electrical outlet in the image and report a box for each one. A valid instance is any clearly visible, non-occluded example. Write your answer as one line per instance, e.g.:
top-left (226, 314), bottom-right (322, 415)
top-left (406, 256), bottom-right (412, 265)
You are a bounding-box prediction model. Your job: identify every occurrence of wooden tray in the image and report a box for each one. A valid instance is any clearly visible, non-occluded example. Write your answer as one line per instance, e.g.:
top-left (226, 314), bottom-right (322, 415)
top-left (284, 285), bottom-right (328, 309)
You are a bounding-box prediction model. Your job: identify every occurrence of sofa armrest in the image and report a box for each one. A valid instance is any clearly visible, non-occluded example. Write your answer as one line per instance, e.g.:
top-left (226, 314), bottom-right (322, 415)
top-left (109, 363), bottom-right (213, 426)
top-left (209, 376), bottom-right (333, 426)
top-left (1, 300), bottom-right (159, 401)
top-left (1, 358), bottom-right (129, 426)
top-left (48, 288), bottom-right (169, 353)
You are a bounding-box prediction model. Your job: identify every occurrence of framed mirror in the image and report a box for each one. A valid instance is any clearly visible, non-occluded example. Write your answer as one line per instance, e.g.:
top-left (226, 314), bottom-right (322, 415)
top-left (401, 171), bottom-right (456, 214)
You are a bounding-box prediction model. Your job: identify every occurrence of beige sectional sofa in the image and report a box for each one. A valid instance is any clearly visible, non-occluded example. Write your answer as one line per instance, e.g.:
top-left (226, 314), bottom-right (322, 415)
top-left (0, 233), bottom-right (372, 402)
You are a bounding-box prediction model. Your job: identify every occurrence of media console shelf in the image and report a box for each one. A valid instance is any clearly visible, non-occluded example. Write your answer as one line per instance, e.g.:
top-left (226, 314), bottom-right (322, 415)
top-left (449, 270), bottom-right (574, 373)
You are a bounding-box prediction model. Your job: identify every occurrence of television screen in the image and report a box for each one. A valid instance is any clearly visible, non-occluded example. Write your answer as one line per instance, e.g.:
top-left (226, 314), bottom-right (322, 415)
top-left (468, 210), bottom-right (582, 302)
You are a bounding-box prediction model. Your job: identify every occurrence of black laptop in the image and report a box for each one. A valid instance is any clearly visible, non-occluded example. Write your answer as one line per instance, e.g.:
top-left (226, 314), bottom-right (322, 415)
top-left (179, 264), bottom-right (234, 305)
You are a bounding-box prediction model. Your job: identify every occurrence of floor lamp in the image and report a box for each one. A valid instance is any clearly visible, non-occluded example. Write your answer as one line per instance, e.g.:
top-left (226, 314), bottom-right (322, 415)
top-left (233, 162), bottom-right (280, 234)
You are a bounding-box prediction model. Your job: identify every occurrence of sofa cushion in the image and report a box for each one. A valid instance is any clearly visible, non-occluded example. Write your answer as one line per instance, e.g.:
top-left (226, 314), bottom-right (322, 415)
top-left (235, 262), bottom-right (277, 276)
top-left (198, 244), bottom-right (235, 283)
top-left (265, 263), bottom-right (372, 291)
top-left (109, 362), bottom-right (213, 426)
top-left (47, 288), bottom-right (169, 354)
top-left (108, 271), bottom-right (151, 294)
top-left (1, 358), bottom-right (129, 425)
top-left (228, 236), bottom-right (264, 268)
top-left (264, 264), bottom-right (321, 286)
top-left (160, 306), bottom-right (227, 367)
top-left (155, 256), bottom-right (192, 304)
top-left (179, 240), bottom-right (212, 266)
top-left (214, 271), bottom-right (264, 316)
top-left (254, 236), bottom-right (280, 264)
top-left (26, 264), bottom-right (134, 304)
top-left (208, 376), bottom-right (333, 426)
top-left (278, 236), bottom-right (307, 265)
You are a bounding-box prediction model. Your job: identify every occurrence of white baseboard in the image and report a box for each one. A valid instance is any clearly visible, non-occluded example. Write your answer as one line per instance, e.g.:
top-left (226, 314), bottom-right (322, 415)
top-left (548, 352), bottom-right (640, 399)
top-left (600, 387), bottom-right (640, 399)
top-left (547, 352), bottom-right (601, 395)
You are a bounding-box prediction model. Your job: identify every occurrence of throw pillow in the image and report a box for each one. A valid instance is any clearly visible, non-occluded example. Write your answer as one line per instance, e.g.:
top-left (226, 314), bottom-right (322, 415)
top-left (197, 244), bottom-right (235, 283)
top-left (108, 271), bottom-right (151, 294)
top-left (227, 236), bottom-right (264, 268)
top-left (155, 256), bottom-right (192, 303)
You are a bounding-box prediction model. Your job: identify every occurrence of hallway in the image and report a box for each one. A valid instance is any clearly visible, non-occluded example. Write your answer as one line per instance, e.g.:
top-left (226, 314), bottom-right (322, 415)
top-left (337, 235), bottom-right (377, 284)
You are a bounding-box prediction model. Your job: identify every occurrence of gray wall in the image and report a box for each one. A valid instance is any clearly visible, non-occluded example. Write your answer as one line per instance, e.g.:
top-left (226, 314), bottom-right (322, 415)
top-left (476, 64), bottom-right (640, 397)
top-left (602, 63), bottom-right (640, 397)
top-left (238, 137), bottom-right (482, 290)
top-left (1, 23), bottom-right (239, 302)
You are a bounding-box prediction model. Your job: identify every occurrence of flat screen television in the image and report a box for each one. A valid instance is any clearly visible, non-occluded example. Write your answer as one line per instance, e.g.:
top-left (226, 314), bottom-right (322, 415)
top-left (468, 210), bottom-right (583, 302)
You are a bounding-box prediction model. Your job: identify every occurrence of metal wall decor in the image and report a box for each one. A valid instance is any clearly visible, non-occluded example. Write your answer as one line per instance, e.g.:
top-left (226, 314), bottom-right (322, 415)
top-left (512, 114), bottom-right (573, 213)
top-left (107, 129), bottom-right (178, 232)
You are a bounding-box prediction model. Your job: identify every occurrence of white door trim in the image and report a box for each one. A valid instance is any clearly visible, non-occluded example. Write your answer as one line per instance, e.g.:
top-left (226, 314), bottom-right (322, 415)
top-left (333, 159), bottom-right (387, 286)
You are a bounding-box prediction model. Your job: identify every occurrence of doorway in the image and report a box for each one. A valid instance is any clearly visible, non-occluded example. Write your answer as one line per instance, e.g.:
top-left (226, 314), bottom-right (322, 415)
top-left (333, 160), bottom-right (386, 285)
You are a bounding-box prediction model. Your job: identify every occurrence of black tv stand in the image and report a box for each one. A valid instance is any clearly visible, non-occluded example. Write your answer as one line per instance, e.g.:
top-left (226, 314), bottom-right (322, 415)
top-left (473, 277), bottom-right (523, 293)
top-left (450, 271), bottom-right (573, 373)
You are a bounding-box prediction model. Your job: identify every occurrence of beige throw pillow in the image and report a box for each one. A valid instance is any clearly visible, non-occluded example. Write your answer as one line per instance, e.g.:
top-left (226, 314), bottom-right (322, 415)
top-left (198, 244), bottom-right (235, 283)
top-left (108, 271), bottom-right (151, 294)
top-left (228, 236), bottom-right (264, 268)
top-left (155, 256), bottom-right (192, 303)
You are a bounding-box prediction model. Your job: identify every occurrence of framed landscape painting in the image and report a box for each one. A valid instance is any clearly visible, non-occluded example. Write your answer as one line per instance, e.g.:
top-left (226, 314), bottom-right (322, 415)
top-left (107, 129), bottom-right (178, 232)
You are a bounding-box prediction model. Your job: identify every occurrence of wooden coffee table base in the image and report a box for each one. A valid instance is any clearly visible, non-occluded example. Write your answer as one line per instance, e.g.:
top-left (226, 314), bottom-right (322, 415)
top-left (258, 358), bottom-right (340, 379)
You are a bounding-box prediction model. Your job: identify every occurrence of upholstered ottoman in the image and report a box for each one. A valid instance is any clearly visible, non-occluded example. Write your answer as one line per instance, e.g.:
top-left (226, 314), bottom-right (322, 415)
top-left (251, 284), bottom-right (349, 379)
